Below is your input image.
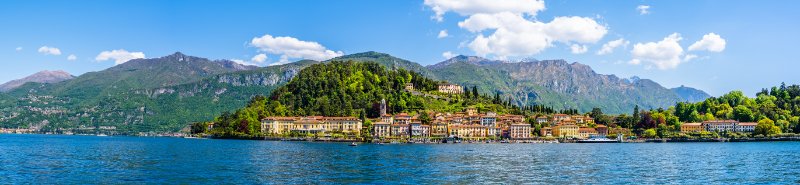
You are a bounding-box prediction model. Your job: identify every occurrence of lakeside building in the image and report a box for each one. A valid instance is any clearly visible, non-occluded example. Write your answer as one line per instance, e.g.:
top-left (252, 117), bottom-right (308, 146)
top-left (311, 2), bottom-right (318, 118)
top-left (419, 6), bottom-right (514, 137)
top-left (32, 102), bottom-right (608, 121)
top-left (261, 116), bottom-right (362, 136)
top-left (680, 120), bottom-right (758, 133)
top-left (437, 83), bottom-right (463, 94)
top-left (372, 108), bottom-right (531, 140)
top-left (509, 123), bottom-right (531, 139)
top-left (680, 123), bottom-right (703, 133)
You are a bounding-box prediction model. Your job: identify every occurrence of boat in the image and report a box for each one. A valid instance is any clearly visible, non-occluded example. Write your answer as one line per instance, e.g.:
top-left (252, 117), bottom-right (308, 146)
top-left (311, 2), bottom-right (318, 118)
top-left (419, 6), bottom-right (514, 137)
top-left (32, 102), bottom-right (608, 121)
top-left (96, 134), bottom-right (108, 137)
top-left (348, 142), bottom-right (358, 146)
top-left (577, 135), bottom-right (620, 143)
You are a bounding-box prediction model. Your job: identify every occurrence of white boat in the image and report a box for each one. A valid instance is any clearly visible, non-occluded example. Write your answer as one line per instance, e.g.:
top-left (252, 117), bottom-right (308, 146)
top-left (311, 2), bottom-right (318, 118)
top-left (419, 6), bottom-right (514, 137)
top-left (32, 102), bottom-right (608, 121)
top-left (96, 134), bottom-right (108, 137)
top-left (577, 135), bottom-right (620, 143)
top-left (348, 142), bottom-right (358, 146)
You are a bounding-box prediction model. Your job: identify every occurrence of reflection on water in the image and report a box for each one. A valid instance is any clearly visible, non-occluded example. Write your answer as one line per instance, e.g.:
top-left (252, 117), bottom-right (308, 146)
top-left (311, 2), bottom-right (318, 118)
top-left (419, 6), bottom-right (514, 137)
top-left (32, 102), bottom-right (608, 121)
top-left (1, 134), bottom-right (799, 184)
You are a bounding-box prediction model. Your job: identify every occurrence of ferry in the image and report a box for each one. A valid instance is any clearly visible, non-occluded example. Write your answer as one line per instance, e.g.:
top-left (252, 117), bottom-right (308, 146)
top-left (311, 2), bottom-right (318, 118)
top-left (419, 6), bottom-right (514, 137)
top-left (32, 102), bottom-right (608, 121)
top-left (577, 135), bottom-right (621, 143)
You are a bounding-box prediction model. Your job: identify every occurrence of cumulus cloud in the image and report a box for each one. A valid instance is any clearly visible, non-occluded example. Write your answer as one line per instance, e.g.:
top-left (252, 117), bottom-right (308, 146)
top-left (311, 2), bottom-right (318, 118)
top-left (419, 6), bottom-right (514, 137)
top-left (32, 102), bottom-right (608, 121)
top-left (683, 54), bottom-right (698, 62)
top-left (427, 1), bottom-right (606, 58)
top-left (438, 30), bottom-right (449, 38)
top-left (15, 47), bottom-right (22, 52)
top-left (596, 38), bottom-right (629, 55)
top-left (250, 34), bottom-right (343, 62)
top-left (442, 51), bottom-right (457, 59)
top-left (570, 44), bottom-right (588, 54)
top-left (630, 33), bottom-right (685, 70)
top-left (424, 0), bottom-right (546, 22)
top-left (688, 33), bottom-right (726, 52)
top-left (38, 46), bottom-right (61, 55)
top-left (637, 5), bottom-right (650, 15)
top-left (251, 53), bottom-right (268, 63)
top-left (67, 54), bottom-right (77, 61)
top-left (95, 49), bottom-right (145, 65)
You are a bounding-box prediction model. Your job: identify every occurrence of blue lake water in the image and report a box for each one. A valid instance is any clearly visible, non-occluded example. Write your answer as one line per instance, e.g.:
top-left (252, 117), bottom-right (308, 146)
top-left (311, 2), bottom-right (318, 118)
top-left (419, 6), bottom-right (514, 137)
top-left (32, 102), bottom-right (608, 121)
top-left (1, 134), bottom-right (800, 184)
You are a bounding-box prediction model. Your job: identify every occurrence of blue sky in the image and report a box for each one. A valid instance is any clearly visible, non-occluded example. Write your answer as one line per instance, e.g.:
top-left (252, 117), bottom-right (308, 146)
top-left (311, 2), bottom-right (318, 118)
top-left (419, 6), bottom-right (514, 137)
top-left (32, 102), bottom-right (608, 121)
top-left (0, 0), bottom-right (798, 96)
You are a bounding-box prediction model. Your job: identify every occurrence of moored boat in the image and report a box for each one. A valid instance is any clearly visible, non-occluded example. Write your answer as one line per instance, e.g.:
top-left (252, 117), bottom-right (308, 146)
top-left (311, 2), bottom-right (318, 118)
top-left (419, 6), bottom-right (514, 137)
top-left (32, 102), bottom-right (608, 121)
top-left (577, 135), bottom-right (620, 143)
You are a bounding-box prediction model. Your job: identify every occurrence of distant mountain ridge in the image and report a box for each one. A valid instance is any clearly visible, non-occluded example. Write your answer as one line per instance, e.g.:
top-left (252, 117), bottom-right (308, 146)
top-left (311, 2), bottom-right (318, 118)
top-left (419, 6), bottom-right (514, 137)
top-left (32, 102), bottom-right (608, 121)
top-left (0, 70), bottom-right (74, 92)
top-left (333, 52), bottom-right (709, 114)
top-left (671, 85), bottom-right (712, 103)
top-left (0, 51), bottom-right (709, 133)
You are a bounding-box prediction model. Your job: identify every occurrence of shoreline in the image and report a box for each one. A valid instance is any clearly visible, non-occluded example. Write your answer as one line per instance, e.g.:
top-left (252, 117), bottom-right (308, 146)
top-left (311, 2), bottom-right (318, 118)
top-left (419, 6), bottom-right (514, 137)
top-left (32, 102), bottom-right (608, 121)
top-left (5, 133), bottom-right (800, 143)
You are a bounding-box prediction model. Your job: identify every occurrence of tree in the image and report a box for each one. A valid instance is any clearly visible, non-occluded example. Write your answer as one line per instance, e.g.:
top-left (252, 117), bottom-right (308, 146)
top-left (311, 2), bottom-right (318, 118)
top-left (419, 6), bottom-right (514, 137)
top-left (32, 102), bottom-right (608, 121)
top-left (463, 86), bottom-right (471, 99)
top-left (733, 105), bottom-right (754, 122)
top-left (472, 86), bottom-right (479, 99)
top-left (590, 108), bottom-right (603, 123)
top-left (418, 111), bottom-right (432, 124)
top-left (190, 122), bottom-right (207, 134)
top-left (643, 128), bottom-right (657, 138)
top-left (632, 105), bottom-right (640, 126)
top-left (755, 118), bottom-right (775, 136)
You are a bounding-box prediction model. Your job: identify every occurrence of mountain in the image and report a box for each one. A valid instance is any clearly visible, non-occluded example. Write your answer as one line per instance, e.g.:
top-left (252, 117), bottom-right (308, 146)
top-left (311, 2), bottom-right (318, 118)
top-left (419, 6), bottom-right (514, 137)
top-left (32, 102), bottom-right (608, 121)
top-left (207, 60), bottom-right (521, 137)
top-left (311, 52), bottom-right (710, 114)
top-left (426, 55), bottom-right (702, 114)
top-left (328, 51), bottom-right (435, 78)
top-left (0, 70), bottom-right (74, 92)
top-left (671, 85), bottom-right (712, 102)
top-left (0, 53), bottom-right (310, 133)
top-left (0, 51), bottom-right (709, 133)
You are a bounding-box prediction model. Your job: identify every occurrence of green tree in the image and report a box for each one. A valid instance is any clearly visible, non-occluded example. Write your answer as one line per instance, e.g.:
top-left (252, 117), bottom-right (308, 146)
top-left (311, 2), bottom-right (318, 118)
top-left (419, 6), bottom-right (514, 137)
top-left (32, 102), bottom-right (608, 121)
top-left (190, 122), bottom-right (207, 134)
top-left (643, 128), bottom-right (657, 138)
top-left (733, 105), bottom-right (754, 122)
top-left (418, 111), bottom-right (432, 124)
top-left (472, 86), bottom-right (479, 99)
top-left (755, 118), bottom-right (775, 136)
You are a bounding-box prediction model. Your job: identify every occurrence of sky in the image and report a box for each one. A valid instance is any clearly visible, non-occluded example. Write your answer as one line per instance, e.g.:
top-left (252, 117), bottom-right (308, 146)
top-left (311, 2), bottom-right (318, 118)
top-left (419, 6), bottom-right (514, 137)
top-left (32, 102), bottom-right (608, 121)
top-left (0, 0), bottom-right (798, 97)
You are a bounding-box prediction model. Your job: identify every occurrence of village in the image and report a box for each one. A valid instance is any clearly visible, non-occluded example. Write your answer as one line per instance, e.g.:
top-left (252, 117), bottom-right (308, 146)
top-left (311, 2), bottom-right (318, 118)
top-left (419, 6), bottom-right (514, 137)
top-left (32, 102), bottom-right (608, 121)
top-left (250, 83), bottom-right (767, 143)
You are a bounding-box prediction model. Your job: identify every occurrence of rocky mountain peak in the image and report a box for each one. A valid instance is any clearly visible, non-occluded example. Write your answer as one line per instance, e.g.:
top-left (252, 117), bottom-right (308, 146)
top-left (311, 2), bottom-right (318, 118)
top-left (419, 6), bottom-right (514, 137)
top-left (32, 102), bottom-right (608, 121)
top-left (0, 70), bottom-right (75, 92)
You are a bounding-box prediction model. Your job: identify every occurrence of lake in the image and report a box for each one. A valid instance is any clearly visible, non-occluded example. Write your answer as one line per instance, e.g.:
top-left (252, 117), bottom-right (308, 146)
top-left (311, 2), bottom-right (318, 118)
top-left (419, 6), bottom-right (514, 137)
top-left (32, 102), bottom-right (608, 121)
top-left (1, 134), bottom-right (799, 184)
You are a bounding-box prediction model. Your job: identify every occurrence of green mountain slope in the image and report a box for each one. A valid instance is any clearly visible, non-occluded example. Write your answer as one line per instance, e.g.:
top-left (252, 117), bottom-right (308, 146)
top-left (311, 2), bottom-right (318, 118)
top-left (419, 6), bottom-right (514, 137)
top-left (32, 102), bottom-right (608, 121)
top-left (208, 60), bottom-right (522, 137)
top-left (427, 55), bottom-right (690, 114)
top-left (0, 55), bottom-right (314, 133)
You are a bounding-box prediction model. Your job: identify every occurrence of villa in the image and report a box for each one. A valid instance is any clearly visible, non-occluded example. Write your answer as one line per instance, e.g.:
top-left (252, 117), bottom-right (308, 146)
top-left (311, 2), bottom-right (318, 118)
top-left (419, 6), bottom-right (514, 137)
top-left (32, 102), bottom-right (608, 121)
top-left (261, 116), bottom-right (362, 136)
top-left (437, 83), bottom-right (463, 94)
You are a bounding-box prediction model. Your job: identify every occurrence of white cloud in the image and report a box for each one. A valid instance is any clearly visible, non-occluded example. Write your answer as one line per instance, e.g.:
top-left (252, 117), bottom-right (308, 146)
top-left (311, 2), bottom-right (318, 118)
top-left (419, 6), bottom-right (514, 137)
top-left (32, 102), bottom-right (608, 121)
top-left (95, 49), bottom-right (145, 65)
top-left (67, 54), bottom-right (77, 61)
top-left (442, 51), bottom-right (457, 59)
top-left (460, 13), bottom-right (606, 58)
top-left (688, 33), bottom-right (726, 52)
top-left (266, 55), bottom-right (292, 66)
top-left (251, 53), bottom-right (268, 63)
top-left (15, 47), bottom-right (22, 52)
top-left (424, 0), bottom-right (546, 22)
top-left (250, 34), bottom-right (343, 62)
top-left (630, 33), bottom-right (685, 70)
top-left (683, 54), bottom-right (698, 62)
top-left (38, 46), bottom-right (61, 55)
top-left (596, 38), bottom-right (629, 55)
top-left (427, 1), bottom-right (606, 59)
top-left (570, 44), bottom-right (588, 54)
top-left (438, 30), bottom-right (449, 38)
top-left (637, 5), bottom-right (650, 15)
top-left (230, 59), bottom-right (258, 66)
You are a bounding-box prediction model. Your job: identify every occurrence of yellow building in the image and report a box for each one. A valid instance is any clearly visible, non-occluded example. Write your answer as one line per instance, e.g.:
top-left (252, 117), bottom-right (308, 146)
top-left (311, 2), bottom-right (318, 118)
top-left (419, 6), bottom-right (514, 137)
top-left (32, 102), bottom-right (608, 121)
top-left (680, 122), bottom-right (703, 133)
top-left (553, 123), bottom-right (579, 138)
top-left (261, 116), bottom-right (362, 136)
top-left (578, 127), bottom-right (598, 139)
top-left (449, 124), bottom-right (487, 139)
top-left (431, 122), bottom-right (448, 138)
